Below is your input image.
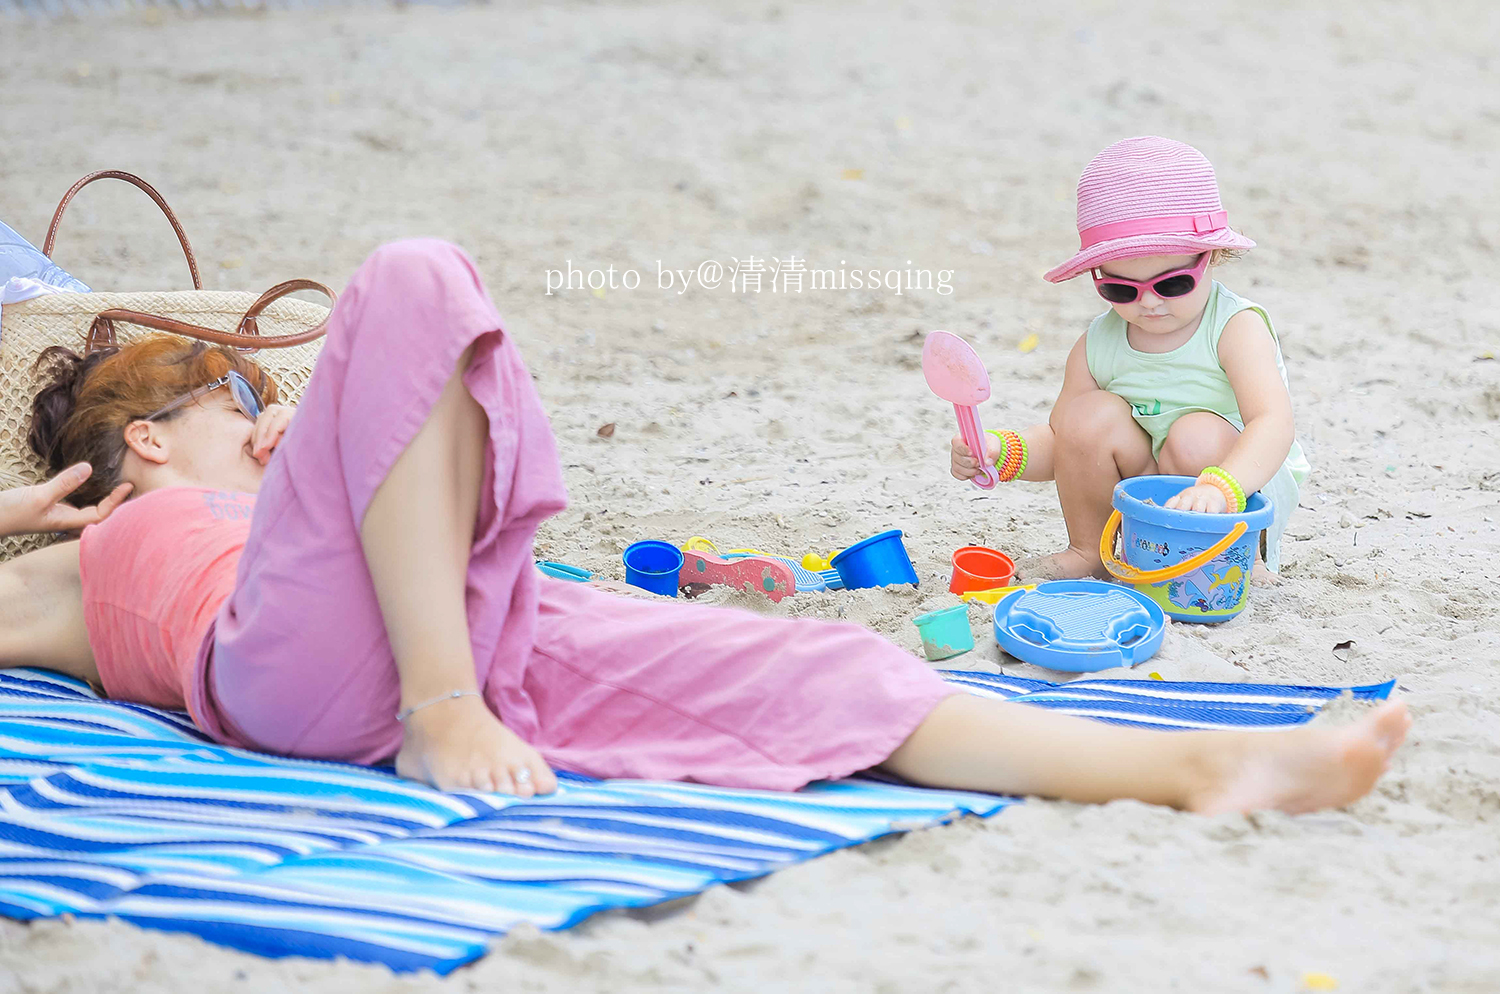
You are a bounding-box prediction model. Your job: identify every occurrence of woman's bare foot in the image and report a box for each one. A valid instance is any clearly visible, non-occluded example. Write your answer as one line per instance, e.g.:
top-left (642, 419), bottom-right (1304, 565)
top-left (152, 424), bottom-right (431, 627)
top-left (396, 695), bottom-right (558, 797)
top-left (1189, 701), bottom-right (1411, 816)
top-left (1015, 546), bottom-right (1107, 582)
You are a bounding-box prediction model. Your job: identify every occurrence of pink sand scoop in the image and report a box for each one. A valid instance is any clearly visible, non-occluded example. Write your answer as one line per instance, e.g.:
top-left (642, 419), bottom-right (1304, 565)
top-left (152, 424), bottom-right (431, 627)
top-left (922, 331), bottom-right (997, 490)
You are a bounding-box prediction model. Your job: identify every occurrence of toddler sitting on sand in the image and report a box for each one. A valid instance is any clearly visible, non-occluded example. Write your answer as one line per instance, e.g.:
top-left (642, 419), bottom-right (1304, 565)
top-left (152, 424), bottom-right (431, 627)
top-left (950, 136), bottom-right (1308, 582)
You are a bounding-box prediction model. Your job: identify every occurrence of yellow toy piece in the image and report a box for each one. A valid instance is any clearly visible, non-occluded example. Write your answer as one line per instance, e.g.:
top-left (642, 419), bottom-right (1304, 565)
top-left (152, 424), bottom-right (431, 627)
top-left (801, 552), bottom-right (836, 572)
top-left (958, 584), bottom-right (1037, 606)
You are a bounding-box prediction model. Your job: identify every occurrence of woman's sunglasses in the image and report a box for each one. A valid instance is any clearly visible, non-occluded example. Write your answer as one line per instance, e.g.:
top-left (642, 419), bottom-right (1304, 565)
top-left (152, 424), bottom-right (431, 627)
top-left (143, 370), bottom-right (265, 423)
top-left (1091, 252), bottom-right (1210, 304)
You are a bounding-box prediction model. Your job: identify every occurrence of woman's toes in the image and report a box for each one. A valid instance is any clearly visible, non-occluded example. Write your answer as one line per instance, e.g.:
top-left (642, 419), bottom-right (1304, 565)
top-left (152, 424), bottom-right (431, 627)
top-left (1368, 701), bottom-right (1412, 755)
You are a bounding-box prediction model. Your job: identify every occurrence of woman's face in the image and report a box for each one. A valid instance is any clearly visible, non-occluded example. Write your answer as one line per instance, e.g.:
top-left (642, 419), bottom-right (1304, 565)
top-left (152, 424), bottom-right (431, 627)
top-left (125, 384), bottom-right (267, 494)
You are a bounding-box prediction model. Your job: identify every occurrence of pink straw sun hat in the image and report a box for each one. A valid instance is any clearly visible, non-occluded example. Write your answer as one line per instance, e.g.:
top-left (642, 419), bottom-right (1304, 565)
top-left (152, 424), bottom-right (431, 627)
top-left (1044, 136), bottom-right (1256, 283)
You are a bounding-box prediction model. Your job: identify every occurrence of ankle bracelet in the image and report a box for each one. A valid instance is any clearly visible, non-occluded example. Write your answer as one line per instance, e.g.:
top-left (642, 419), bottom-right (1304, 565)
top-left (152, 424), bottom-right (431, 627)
top-left (397, 689), bottom-right (482, 722)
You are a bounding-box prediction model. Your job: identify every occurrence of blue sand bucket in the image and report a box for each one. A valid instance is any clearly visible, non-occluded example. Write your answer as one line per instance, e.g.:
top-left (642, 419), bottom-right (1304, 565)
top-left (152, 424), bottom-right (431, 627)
top-left (911, 604), bottom-right (974, 660)
top-left (623, 540), bottom-right (683, 597)
top-left (830, 529), bottom-right (920, 589)
top-left (1100, 475), bottom-right (1274, 623)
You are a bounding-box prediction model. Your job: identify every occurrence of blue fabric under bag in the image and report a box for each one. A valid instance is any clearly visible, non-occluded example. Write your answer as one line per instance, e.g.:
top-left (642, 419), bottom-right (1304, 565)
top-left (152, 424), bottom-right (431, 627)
top-left (0, 220), bottom-right (88, 291)
top-left (0, 667), bottom-right (1392, 974)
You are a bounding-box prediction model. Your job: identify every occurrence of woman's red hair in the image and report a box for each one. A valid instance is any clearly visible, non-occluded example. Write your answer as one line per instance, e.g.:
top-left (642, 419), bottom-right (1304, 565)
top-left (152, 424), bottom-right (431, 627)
top-left (28, 335), bottom-right (278, 507)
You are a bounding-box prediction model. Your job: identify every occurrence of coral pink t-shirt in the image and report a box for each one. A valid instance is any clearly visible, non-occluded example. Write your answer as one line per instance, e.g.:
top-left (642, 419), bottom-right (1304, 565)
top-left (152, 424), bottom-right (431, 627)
top-left (78, 487), bottom-right (254, 725)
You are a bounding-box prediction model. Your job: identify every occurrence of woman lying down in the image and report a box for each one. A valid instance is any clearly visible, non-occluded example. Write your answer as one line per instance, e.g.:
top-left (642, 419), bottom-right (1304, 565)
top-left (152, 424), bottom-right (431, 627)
top-left (0, 239), bottom-right (1408, 813)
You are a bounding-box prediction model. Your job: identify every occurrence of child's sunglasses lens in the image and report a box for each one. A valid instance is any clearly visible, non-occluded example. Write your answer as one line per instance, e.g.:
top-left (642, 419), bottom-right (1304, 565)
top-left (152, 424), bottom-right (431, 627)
top-left (1097, 282), bottom-right (1139, 304)
top-left (1152, 274), bottom-right (1197, 298)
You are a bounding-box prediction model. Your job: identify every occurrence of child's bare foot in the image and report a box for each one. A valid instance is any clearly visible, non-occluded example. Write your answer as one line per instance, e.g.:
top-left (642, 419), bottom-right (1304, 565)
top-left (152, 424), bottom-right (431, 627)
top-left (1250, 562), bottom-right (1280, 587)
top-left (1015, 547), bottom-right (1107, 582)
top-left (1189, 701), bottom-right (1411, 816)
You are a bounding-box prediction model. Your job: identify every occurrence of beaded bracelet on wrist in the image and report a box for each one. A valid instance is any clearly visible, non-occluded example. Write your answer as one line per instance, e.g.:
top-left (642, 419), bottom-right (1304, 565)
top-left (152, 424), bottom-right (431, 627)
top-left (985, 429), bottom-right (1029, 483)
top-left (1197, 466), bottom-right (1246, 513)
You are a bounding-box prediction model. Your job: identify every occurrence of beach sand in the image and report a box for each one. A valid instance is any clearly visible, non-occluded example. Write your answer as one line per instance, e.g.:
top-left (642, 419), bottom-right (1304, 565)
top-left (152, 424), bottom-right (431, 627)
top-left (1, 2), bottom-right (1497, 990)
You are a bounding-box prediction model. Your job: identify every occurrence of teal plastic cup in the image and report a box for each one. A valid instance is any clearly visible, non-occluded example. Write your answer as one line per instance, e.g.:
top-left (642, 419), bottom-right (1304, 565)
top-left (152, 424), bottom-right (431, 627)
top-left (911, 604), bottom-right (974, 661)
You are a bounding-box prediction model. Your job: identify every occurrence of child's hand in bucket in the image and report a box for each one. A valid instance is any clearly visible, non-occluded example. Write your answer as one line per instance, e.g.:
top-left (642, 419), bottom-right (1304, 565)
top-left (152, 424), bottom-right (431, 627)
top-left (949, 432), bottom-right (1004, 482)
top-left (1166, 482), bottom-right (1230, 513)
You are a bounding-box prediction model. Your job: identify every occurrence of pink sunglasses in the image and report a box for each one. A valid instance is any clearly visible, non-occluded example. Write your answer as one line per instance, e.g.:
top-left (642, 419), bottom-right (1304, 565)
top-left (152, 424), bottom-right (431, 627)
top-left (1091, 252), bottom-right (1210, 304)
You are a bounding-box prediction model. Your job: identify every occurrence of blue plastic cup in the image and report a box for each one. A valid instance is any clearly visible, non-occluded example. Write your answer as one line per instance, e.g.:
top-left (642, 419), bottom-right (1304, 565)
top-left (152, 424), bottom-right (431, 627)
top-left (623, 540), bottom-right (683, 597)
top-left (830, 529), bottom-right (920, 589)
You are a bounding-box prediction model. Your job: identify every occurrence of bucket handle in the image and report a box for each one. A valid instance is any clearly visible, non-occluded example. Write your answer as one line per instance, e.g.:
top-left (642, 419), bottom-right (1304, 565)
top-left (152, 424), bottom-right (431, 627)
top-left (1099, 511), bottom-right (1248, 585)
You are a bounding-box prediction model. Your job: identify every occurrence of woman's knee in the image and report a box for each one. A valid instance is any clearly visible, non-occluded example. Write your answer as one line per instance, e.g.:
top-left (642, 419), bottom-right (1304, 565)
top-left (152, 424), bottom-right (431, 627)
top-left (359, 238), bottom-right (477, 285)
top-left (338, 239), bottom-right (492, 335)
top-left (1158, 413), bottom-right (1238, 476)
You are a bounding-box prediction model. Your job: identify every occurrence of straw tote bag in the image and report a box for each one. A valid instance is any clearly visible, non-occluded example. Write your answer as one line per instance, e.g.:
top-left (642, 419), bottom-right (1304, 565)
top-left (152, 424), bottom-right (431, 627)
top-left (0, 170), bottom-right (335, 562)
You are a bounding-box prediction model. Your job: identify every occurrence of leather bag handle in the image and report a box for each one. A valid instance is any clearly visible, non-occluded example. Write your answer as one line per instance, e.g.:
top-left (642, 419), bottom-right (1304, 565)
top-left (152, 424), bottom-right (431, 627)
top-left (86, 279), bottom-right (337, 355)
top-left (44, 170), bottom-right (203, 290)
top-left (43, 171), bottom-right (335, 354)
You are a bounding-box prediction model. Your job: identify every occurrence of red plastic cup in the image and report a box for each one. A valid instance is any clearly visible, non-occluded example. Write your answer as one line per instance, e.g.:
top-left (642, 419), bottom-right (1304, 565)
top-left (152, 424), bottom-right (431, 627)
top-left (948, 546), bottom-right (1015, 594)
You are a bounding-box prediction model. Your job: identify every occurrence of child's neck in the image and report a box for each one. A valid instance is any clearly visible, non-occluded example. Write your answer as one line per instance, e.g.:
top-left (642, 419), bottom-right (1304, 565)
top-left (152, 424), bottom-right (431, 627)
top-left (1126, 306), bottom-right (1209, 353)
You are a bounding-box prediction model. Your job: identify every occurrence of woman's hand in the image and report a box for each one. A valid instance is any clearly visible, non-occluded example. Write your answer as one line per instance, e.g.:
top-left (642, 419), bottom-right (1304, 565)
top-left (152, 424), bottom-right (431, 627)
top-left (0, 462), bottom-right (132, 537)
top-left (250, 404), bottom-right (295, 465)
top-left (395, 694), bottom-right (557, 797)
top-left (950, 432), bottom-right (1004, 481)
top-left (1166, 483), bottom-right (1230, 513)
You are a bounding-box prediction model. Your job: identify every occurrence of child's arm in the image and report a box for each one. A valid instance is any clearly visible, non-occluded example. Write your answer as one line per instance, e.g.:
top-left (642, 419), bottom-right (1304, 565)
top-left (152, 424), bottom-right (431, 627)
top-left (1168, 310), bottom-right (1295, 511)
top-left (949, 333), bottom-right (1095, 482)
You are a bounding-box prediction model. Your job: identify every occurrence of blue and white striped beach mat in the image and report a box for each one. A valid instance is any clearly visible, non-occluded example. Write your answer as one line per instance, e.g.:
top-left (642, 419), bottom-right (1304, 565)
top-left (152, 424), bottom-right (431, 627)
top-left (0, 667), bottom-right (1392, 974)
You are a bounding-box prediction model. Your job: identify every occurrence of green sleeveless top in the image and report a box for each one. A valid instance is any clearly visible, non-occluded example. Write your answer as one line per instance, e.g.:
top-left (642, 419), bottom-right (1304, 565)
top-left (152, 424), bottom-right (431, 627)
top-left (1084, 281), bottom-right (1310, 484)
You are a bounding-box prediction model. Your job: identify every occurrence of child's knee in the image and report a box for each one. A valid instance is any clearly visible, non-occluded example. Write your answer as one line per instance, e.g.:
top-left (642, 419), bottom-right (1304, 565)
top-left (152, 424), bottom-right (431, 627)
top-left (1158, 413), bottom-right (1237, 475)
top-left (1052, 390), bottom-right (1135, 447)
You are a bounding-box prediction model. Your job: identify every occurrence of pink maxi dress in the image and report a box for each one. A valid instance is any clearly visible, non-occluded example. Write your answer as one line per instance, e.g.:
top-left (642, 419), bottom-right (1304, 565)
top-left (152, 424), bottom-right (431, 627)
top-left (88, 240), bottom-right (958, 790)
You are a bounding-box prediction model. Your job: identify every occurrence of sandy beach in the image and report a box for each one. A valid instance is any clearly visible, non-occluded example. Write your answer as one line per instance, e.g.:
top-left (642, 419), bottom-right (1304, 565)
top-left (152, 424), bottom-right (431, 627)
top-left (1, 1), bottom-right (1497, 990)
